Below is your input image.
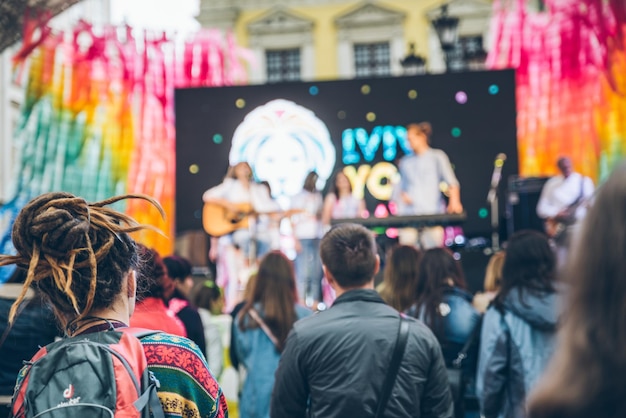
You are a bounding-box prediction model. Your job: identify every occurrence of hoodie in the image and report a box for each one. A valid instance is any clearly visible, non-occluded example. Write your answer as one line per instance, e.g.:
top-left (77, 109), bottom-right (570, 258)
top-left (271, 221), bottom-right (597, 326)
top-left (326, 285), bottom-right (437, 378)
top-left (476, 287), bottom-right (560, 418)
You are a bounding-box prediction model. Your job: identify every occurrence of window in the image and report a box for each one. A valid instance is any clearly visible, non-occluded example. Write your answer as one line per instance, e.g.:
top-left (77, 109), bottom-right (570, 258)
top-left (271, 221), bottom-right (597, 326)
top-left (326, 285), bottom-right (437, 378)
top-left (335, 3), bottom-right (406, 78)
top-left (266, 49), bottom-right (301, 83)
top-left (354, 42), bottom-right (391, 78)
top-left (247, 9), bottom-right (314, 84)
top-left (446, 35), bottom-right (485, 72)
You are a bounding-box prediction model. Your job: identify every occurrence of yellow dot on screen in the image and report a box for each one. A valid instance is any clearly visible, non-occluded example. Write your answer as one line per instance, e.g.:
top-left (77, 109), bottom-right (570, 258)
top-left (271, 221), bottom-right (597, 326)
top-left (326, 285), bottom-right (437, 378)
top-left (235, 98), bottom-right (246, 108)
top-left (366, 112), bottom-right (376, 122)
top-left (408, 90), bottom-right (418, 99)
top-left (495, 159), bottom-right (504, 168)
top-left (189, 164), bottom-right (199, 174)
top-left (361, 85), bottom-right (371, 94)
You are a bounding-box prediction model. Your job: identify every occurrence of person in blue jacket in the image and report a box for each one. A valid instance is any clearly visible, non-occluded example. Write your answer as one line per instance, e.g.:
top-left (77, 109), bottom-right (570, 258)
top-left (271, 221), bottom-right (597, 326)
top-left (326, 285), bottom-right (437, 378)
top-left (477, 230), bottom-right (560, 418)
top-left (233, 251), bottom-right (311, 418)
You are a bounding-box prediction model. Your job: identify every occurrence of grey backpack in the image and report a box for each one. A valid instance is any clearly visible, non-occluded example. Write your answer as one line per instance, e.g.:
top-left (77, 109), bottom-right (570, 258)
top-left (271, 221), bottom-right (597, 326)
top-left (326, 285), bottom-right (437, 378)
top-left (11, 328), bottom-right (165, 418)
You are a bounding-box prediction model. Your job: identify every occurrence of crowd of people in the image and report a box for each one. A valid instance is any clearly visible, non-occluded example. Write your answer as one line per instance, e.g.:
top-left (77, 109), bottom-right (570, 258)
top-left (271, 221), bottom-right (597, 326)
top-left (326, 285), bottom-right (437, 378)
top-left (1, 120), bottom-right (625, 418)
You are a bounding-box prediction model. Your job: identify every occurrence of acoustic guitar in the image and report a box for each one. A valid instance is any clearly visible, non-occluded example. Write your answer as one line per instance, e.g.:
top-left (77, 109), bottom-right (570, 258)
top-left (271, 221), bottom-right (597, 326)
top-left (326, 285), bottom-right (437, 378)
top-left (203, 202), bottom-right (305, 237)
top-left (203, 202), bottom-right (255, 237)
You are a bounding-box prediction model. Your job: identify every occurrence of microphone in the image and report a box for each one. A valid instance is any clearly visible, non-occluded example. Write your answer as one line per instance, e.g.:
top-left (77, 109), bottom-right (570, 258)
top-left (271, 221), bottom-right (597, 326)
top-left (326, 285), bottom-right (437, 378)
top-left (487, 153), bottom-right (507, 202)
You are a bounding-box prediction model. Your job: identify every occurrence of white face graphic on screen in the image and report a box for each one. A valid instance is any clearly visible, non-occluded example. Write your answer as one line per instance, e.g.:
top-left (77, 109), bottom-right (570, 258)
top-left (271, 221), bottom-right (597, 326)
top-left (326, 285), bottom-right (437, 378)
top-left (229, 99), bottom-right (336, 201)
top-left (253, 134), bottom-right (308, 197)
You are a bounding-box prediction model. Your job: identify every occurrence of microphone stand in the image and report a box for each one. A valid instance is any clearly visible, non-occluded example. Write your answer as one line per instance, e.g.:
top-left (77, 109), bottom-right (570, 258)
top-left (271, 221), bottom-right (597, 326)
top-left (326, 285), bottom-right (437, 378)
top-left (487, 154), bottom-right (506, 251)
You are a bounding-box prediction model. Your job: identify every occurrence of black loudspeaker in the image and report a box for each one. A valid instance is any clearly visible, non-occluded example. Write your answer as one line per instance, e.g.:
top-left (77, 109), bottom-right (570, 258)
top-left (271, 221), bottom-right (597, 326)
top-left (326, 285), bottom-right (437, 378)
top-left (506, 176), bottom-right (550, 236)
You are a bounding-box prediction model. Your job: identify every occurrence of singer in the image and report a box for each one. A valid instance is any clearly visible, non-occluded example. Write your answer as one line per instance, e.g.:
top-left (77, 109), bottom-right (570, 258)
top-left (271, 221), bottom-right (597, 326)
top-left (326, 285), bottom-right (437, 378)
top-left (391, 121), bottom-right (463, 249)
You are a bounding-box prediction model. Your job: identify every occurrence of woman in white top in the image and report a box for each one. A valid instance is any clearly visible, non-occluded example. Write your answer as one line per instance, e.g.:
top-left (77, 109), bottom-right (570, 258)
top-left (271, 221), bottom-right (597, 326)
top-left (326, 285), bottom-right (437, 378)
top-left (290, 171), bottom-right (324, 307)
top-left (203, 162), bottom-right (279, 311)
top-left (322, 170), bottom-right (366, 228)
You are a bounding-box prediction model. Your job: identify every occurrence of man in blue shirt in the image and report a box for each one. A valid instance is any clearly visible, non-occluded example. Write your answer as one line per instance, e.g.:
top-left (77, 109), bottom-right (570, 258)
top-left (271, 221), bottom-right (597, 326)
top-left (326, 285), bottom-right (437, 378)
top-left (394, 122), bottom-right (463, 248)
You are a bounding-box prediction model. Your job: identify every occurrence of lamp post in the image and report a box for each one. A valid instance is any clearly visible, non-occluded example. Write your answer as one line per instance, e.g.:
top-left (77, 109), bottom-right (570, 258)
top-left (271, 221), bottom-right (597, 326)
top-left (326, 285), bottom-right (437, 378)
top-left (431, 4), bottom-right (460, 72)
top-left (400, 42), bottom-right (427, 75)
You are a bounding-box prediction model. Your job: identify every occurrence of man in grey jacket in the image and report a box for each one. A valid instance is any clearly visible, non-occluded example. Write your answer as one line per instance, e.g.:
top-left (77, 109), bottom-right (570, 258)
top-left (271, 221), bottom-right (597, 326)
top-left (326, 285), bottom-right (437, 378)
top-left (271, 223), bottom-right (453, 418)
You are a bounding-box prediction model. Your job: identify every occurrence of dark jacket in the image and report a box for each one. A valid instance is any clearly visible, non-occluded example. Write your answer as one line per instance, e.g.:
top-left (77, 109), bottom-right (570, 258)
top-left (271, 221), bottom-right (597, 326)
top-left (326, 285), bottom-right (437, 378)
top-left (408, 287), bottom-right (482, 368)
top-left (0, 285), bottom-right (59, 395)
top-left (169, 290), bottom-right (207, 355)
top-left (271, 289), bottom-right (453, 418)
top-left (477, 288), bottom-right (559, 418)
top-left (408, 287), bottom-right (482, 418)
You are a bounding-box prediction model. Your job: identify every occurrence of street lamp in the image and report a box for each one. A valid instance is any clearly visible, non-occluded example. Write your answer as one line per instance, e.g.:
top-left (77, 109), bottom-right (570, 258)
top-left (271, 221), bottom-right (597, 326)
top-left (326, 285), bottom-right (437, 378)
top-left (431, 4), bottom-right (460, 71)
top-left (400, 43), bottom-right (427, 75)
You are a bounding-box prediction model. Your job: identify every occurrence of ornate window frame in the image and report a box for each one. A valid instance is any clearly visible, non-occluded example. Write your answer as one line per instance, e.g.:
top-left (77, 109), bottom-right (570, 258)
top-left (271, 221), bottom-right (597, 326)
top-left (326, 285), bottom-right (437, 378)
top-left (335, 2), bottom-right (406, 78)
top-left (247, 7), bottom-right (315, 84)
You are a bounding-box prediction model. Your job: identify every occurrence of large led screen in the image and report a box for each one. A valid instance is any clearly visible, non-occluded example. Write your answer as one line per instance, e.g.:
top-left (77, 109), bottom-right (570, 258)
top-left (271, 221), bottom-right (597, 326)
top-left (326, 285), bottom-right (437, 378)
top-left (175, 69), bottom-right (517, 239)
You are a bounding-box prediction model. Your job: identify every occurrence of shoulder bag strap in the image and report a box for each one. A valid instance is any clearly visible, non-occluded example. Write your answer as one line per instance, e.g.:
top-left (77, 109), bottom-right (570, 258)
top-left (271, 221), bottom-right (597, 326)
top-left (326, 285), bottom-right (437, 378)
top-left (451, 317), bottom-right (483, 369)
top-left (247, 308), bottom-right (281, 351)
top-left (375, 316), bottom-right (410, 418)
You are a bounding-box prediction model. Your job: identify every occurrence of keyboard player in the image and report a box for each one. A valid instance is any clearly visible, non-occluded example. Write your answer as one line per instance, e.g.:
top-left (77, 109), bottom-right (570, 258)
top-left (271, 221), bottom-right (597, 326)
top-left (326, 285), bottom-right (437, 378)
top-left (391, 122), bottom-right (463, 249)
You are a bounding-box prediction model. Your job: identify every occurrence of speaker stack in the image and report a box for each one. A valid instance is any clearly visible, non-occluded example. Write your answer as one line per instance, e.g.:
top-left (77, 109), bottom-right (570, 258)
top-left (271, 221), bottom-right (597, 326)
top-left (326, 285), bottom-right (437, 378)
top-left (505, 175), bottom-right (550, 236)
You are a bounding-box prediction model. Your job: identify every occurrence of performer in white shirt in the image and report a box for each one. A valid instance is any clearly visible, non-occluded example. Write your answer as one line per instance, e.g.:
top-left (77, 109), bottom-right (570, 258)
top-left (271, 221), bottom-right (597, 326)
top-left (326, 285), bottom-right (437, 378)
top-left (536, 156), bottom-right (594, 268)
top-left (290, 171), bottom-right (324, 308)
top-left (203, 161), bottom-right (280, 311)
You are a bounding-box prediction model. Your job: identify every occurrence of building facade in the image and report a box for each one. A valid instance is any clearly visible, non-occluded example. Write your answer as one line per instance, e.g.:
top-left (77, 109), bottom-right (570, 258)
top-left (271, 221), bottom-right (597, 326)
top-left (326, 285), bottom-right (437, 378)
top-left (0, 0), bottom-right (496, 202)
top-left (196, 0), bottom-right (493, 83)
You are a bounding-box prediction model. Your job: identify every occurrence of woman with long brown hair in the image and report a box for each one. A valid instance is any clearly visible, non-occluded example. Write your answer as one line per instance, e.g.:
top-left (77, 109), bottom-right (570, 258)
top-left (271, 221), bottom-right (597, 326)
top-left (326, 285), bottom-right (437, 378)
top-left (233, 251), bottom-right (312, 418)
top-left (377, 244), bottom-right (422, 312)
top-left (527, 162), bottom-right (626, 418)
top-left (321, 170), bottom-right (366, 228)
top-left (409, 247), bottom-right (481, 418)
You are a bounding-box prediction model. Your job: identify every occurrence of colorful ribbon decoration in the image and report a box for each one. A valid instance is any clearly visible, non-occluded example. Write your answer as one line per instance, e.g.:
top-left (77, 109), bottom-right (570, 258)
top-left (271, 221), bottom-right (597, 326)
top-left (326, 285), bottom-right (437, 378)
top-left (0, 17), bottom-right (253, 282)
top-left (488, 0), bottom-right (626, 181)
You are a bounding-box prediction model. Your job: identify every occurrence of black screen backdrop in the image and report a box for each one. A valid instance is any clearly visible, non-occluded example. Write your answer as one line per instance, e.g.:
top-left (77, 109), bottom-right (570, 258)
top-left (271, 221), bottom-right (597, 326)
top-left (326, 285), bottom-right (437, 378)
top-left (174, 69), bottom-right (518, 239)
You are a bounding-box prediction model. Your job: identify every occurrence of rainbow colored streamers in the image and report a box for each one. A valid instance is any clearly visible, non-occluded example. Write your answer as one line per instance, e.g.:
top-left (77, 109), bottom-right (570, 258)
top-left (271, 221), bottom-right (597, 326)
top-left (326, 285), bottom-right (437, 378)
top-left (487, 0), bottom-right (626, 181)
top-left (0, 18), bottom-right (252, 280)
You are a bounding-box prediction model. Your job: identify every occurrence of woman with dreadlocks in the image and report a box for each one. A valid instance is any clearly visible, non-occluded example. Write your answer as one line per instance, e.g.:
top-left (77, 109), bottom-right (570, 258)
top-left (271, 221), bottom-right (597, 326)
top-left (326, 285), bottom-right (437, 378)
top-left (0, 192), bottom-right (228, 418)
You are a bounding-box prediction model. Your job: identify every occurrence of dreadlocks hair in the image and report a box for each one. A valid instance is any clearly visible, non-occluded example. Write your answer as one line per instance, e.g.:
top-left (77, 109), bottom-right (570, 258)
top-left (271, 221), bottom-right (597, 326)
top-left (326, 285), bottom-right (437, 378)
top-left (0, 192), bottom-right (164, 330)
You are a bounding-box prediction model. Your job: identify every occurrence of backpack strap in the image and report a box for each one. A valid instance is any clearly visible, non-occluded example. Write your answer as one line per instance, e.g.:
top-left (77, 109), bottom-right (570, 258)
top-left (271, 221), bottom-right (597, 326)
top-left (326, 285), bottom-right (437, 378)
top-left (247, 308), bottom-right (281, 351)
top-left (122, 327), bottom-right (166, 418)
top-left (134, 373), bottom-right (165, 418)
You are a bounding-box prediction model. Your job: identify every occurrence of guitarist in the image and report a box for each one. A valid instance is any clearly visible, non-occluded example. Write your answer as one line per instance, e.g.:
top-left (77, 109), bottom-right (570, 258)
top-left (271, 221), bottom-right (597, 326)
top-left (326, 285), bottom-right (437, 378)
top-left (536, 156), bottom-right (594, 267)
top-left (202, 161), bottom-right (280, 311)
